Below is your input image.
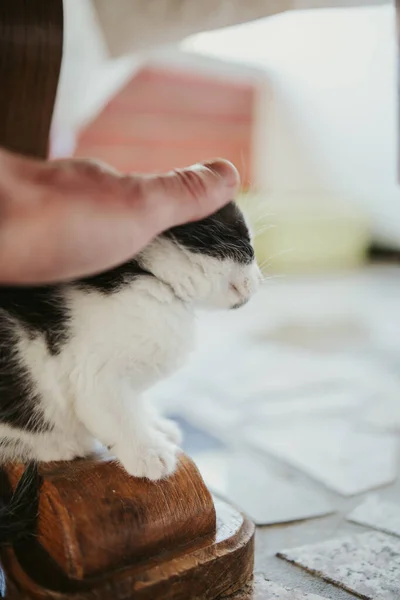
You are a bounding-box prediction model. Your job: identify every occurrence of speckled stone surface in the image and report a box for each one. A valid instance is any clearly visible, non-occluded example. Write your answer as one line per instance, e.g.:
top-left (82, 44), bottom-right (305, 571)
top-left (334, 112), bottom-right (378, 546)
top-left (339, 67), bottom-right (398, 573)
top-left (222, 576), bottom-right (329, 599)
top-left (347, 495), bottom-right (400, 538)
top-left (279, 532), bottom-right (400, 599)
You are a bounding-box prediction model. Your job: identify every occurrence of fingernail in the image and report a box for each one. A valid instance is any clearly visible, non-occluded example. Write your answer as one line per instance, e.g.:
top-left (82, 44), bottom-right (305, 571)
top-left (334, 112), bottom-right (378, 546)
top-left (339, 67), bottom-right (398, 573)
top-left (184, 159), bottom-right (240, 192)
top-left (200, 159), bottom-right (241, 191)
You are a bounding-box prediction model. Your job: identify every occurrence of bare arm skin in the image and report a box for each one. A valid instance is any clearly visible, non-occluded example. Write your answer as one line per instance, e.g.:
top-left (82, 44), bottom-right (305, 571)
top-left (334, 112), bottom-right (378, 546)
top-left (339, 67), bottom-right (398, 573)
top-left (0, 150), bottom-right (239, 284)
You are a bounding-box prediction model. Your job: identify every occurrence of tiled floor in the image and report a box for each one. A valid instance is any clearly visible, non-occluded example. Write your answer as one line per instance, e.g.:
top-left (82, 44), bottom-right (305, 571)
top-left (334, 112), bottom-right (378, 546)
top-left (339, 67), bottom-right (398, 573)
top-left (150, 264), bottom-right (400, 599)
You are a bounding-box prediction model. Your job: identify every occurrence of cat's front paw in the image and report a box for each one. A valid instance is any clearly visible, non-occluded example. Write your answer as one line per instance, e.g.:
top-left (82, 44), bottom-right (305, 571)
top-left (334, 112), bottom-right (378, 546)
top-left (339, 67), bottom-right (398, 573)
top-left (115, 432), bottom-right (179, 481)
top-left (153, 416), bottom-right (183, 446)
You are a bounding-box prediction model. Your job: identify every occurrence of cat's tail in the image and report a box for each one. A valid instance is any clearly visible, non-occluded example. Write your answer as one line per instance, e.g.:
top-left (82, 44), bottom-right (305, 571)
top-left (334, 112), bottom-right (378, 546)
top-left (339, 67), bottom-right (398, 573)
top-left (0, 462), bottom-right (40, 546)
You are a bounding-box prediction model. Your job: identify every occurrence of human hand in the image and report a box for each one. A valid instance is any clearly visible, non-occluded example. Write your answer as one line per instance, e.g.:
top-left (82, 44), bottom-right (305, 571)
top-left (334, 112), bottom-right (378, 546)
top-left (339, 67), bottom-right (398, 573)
top-left (0, 149), bottom-right (239, 284)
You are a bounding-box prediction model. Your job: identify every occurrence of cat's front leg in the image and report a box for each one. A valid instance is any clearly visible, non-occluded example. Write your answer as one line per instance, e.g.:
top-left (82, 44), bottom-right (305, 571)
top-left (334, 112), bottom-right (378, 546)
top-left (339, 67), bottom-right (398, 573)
top-left (74, 385), bottom-right (180, 481)
top-left (112, 413), bottom-right (180, 481)
top-left (153, 416), bottom-right (183, 446)
top-left (144, 403), bottom-right (183, 446)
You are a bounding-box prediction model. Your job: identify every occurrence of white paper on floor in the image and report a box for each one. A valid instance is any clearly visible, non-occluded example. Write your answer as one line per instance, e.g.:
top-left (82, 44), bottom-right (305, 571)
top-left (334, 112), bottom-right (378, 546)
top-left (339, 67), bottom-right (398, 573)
top-left (279, 531), bottom-right (400, 600)
top-left (250, 387), bottom-right (366, 420)
top-left (244, 417), bottom-right (399, 496)
top-left (213, 350), bottom-right (391, 407)
top-left (360, 393), bottom-right (400, 433)
top-left (347, 495), bottom-right (400, 538)
top-left (192, 450), bottom-right (333, 526)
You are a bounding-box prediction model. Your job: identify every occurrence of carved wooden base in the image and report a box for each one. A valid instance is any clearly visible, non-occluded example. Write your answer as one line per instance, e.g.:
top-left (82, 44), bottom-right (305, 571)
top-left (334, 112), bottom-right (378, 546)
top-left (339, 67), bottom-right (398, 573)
top-left (1, 455), bottom-right (254, 599)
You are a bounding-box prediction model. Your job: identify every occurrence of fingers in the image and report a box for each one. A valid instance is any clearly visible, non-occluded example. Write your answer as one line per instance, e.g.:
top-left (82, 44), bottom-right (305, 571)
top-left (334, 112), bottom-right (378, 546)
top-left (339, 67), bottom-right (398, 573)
top-left (0, 154), bottom-right (240, 284)
top-left (120, 159), bottom-right (240, 236)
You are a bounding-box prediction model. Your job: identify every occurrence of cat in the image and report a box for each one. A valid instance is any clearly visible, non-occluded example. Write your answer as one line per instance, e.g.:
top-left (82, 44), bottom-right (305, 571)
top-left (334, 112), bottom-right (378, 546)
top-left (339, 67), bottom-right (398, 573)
top-left (0, 198), bottom-right (261, 484)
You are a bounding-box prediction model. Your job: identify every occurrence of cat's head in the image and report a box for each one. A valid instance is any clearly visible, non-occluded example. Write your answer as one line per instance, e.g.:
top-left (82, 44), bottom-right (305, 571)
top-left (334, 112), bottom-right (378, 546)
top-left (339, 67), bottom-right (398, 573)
top-left (138, 201), bottom-right (261, 309)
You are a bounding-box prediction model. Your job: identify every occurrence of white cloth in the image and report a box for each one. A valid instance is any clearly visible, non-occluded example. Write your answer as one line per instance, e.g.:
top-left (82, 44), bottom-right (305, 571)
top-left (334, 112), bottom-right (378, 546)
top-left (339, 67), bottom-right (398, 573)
top-left (92, 0), bottom-right (387, 57)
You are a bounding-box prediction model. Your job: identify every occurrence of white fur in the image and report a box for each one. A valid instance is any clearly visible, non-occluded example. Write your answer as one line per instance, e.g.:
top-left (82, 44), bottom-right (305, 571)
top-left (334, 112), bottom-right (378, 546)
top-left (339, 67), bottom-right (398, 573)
top-left (2, 237), bottom-right (260, 480)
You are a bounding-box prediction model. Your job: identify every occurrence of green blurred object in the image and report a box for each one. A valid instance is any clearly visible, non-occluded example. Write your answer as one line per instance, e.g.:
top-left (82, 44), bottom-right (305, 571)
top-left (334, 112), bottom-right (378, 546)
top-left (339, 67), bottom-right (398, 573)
top-left (237, 192), bottom-right (371, 274)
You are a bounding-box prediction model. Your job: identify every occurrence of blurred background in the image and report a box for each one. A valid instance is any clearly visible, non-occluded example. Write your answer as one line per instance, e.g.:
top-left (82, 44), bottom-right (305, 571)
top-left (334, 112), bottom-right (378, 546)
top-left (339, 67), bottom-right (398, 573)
top-left (52, 1), bottom-right (400, 594)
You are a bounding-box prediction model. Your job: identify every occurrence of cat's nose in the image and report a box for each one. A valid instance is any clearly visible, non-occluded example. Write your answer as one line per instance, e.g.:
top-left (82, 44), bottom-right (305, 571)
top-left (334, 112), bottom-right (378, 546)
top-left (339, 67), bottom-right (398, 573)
top-left (229, 263), bottom-right (261, 309)
top-left (229, 282), bottom-right (250, 309)
top-left (231, 297), bottom-right (249, 310)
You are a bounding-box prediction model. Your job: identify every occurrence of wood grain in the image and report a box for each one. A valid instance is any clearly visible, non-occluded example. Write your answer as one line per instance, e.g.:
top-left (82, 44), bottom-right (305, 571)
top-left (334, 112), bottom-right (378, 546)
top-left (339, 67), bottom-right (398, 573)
top-left (0, 0), bottom-right (63, 158)
top-left (2, 457), bottom-right (254, 600)
top-left (4, 454), bottom-right (216, 580)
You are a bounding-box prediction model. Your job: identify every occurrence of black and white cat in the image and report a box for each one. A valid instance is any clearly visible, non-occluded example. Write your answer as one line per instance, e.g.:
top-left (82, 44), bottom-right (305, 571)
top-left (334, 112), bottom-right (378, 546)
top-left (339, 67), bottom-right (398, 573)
top-left (0, 199), bottom-right (260, 481)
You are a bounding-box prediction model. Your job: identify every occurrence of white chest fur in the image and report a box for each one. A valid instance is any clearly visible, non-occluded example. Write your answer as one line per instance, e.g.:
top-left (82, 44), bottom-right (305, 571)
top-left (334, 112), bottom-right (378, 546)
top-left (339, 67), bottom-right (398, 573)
top-left (9, 276), bottom-right (195, 472)
top-left (66, 277), bottom-right (195, 391)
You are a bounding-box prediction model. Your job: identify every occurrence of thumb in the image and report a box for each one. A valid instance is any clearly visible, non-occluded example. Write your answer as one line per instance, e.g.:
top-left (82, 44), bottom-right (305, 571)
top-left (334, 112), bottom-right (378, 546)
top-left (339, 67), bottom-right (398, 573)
top-left (122, 158), bottom-right (240, 235)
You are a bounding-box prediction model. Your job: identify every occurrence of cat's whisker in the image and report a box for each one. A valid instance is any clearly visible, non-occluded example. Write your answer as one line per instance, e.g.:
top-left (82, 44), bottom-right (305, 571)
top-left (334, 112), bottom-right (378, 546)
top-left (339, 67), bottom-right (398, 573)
top-left (258, 247), bottom-right (294, 272)
top-left (254, 223), bottom-right (276, 237)
top-left (260, 273), bottom-right (286, 283)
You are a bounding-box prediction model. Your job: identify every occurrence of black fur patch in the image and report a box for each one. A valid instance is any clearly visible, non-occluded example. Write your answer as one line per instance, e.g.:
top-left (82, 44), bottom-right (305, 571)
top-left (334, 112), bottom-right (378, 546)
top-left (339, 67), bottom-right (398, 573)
top-left (77, 260), bottom-right (152, 293)
top-left (164, 201), bottom-right (254, 264)
top-left (0, 462), bottom-right (40, 547)
top-left (0, 287), bottom-right (69, 355)
top-left (0, 287), bottom-right (70, 433)
top-left (0, 264), bottom-right (150, 434)
top-left (0, 319), bottom-right (49, 432)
